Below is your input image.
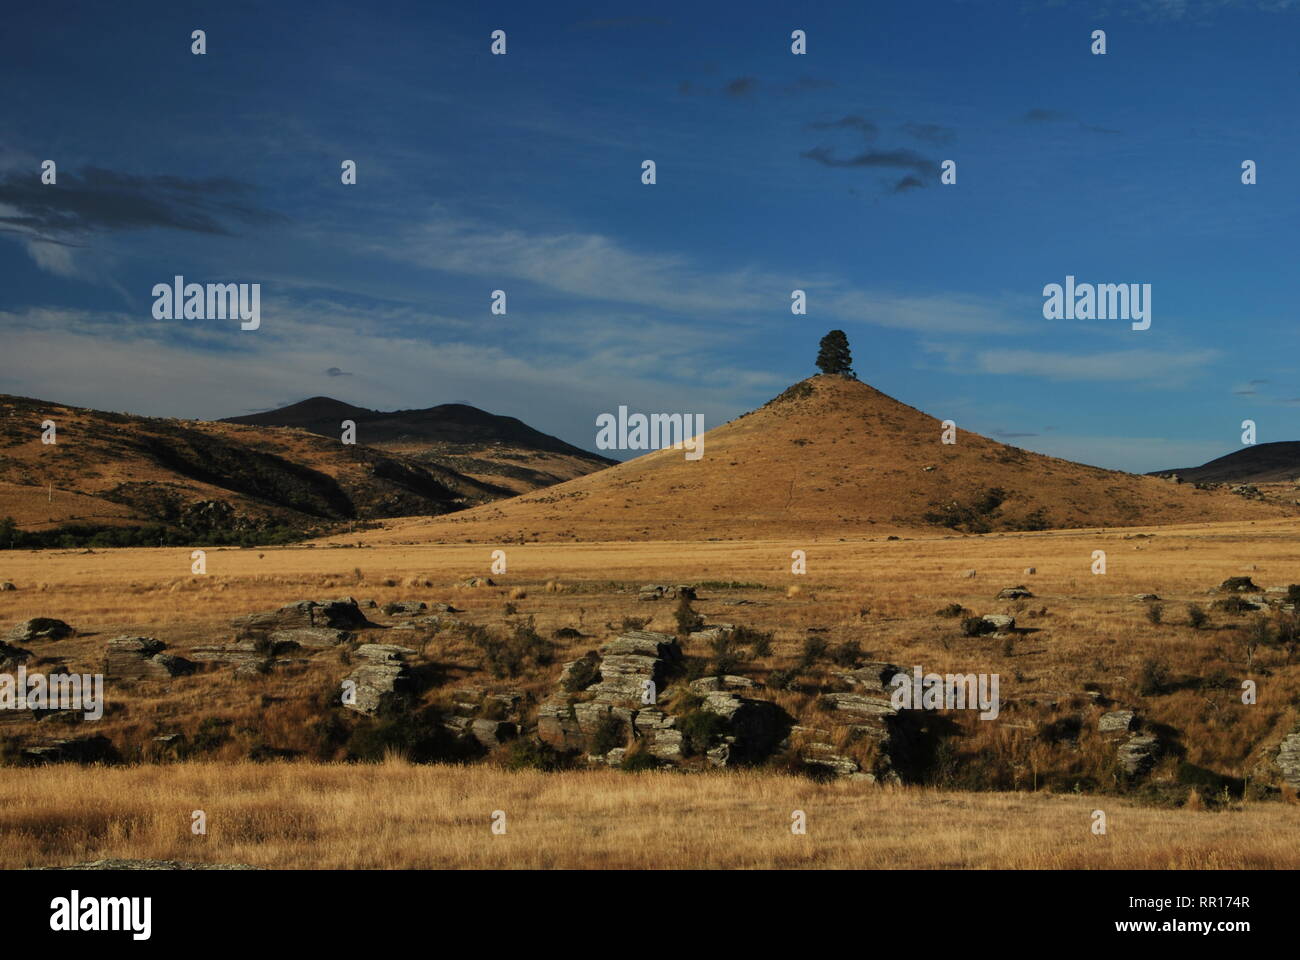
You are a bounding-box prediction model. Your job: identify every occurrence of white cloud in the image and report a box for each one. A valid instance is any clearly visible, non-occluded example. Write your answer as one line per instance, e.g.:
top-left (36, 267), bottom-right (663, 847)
top-left (975, 347), bottom-right (1219, 383)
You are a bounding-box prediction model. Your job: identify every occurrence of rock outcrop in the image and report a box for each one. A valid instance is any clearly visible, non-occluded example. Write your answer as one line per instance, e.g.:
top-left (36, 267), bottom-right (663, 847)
top-left (231, 598), bottom-right (369, 639)
top-left (1117, 734), bottom-right (1162, 778)
top-left (104, 637), bottom-right (195, 679)
top-left (342, 644), bottom-right (417, 715)
top-left (1276, 733), bottom-right (1300, 789)
top-left (7, 618), bottom-right (73, 643)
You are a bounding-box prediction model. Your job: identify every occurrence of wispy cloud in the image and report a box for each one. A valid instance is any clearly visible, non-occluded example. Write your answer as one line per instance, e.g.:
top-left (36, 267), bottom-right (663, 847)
top-left (975, 348), bottom-right (1219, 383)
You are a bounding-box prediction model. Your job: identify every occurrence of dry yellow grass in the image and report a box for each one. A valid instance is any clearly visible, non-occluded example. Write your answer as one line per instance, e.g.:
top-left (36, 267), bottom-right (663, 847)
top-left (1, 760), bottom-right (1296, 869)
top-left (2, 517), bottom-right (1299, 868)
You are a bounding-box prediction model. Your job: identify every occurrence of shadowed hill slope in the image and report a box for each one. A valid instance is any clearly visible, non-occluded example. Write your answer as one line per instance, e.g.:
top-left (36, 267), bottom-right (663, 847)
top-left (0, 394), bottom-right (505, 539)
top-left (1153, 442), bottom-right (1300, 484)
top-left (223, 397), bottom-right (614, 495)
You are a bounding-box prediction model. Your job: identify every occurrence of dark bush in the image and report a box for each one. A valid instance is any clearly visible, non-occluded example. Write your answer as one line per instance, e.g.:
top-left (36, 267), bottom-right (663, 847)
top-left (589, 714), bottom-right (625, 756)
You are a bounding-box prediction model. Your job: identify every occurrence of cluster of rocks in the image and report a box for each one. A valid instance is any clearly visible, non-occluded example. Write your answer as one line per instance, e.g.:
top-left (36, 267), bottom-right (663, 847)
top-left (1277, 733), bottom-right (1300, 790)
top-left (538, 630), bottom-right (786, 768)
top-left (231, 597), bottom-right (369, 649)
top-left (789, 661), bottom-right (913, 782)
top-left (638, 584), bottom-right (696, 602)
top-left (1097, 709), bottom-right (1162, 778)
top-left (442, 686), bottom-right (522, 748)
top-left (18, 734), bottom-right (116, 765)
top-left (343, 644), bottom-right (417, 715)
top-left (104, 637), bottom-right (195, 679)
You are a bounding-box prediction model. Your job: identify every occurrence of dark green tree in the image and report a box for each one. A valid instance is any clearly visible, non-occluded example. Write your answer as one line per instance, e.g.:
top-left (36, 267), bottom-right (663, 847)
top-left (815, 330), bottom-right (855, 377)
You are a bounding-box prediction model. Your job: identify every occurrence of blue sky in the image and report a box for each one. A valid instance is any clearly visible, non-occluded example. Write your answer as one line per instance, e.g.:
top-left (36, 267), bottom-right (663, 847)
top-left (2, 0), bottom-right (1298, 471)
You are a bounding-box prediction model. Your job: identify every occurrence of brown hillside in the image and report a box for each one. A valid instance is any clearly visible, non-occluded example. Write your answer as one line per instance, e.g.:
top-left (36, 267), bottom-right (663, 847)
top-left (0, 394), bottom-right (505, 537)
top-left (368, 375), bottom-right (1292, 543)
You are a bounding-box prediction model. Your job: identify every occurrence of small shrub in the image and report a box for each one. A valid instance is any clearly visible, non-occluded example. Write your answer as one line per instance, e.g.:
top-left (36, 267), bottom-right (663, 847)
top-left (1146, 602), bottom-right (1163, 625)
top-left (829, 639), bottom-right (862, 667)
top-left (503, 738), bottom-right (571, 772)
top-left (678, 709), bottom-right (730, 755)
top-left (1213, 595), bottom-right (1253, 615)
top-left (961, 616), bottom-right (995, 637)
top-left (590, 714), bottom-right (626, 756)
top-left (673, 594), bottom-right (704, 635)
top-left (768, 668), bottom-right (801, 691)
top-left (799, 635), bottom-right (828, 667)
top-left (1139, 657), bottom-right (1172, 696)
top-left (1186, 603), bottom-right (1209, 630)
top-left (936, 603), bottom-right (966, 618)
top-left (620, 750), bottom-right (660, 773)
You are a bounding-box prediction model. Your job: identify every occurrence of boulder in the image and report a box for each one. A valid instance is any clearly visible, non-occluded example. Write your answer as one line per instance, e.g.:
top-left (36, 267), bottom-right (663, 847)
top-left (1218, 577), bottom-right (1259, 593)
top-left (1117, 734), bottom-right (1162, 778)
top-left (468, 719), bottom-right (517, 749)
top-left (995, 586), bottom-right (1033, 600)
top-left (982, 614), bottom-right (1016, 633)
top-left (187, 641), bottom-right (261, 666)
top-left (382, 600), bottom-right (427, 617)
top-left (353, 643), bottom-right (418, 662)
top-left (0, 582), bottom-right (16, 591)
top-left (1276, 733), bottom-right (1300, 790)
top-left (836, 661), bottom-right (907, 693)
top-left (701, 692), bottom-right (787, 760)
top-left (1133, 594), bottom-right (1160, 602)
top-left (343, 662), bottom-right (413, 715)
top-left (104, 636), bottom-right (193, 678)
top-left (270, 627), bottom-right (352, 649)
top-left (7, 617), bottom-right (73, 643)
top-left (0, 639), bottom-right (33, 671)
top-left (1099, 710), bottom-right (1137, 733)
top-left (689, 675), bottom-right (757, 693)
top-left (21, 735), bottom-right (116, 765)
top-left (1024, 567), bottom-right (1036, 575)
top-left (231, 598), bottom-right (368, 638)
top-left (688, 625), bottom-right (736, 645)
top-left (537, 696), bottom-right (584, 751)
top-left (961, 569), bottom-right (977, 578)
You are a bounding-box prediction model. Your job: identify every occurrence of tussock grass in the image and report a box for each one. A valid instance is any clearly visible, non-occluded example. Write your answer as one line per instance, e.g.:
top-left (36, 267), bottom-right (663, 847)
top-left (1, 760), bottom-right (1296, 869)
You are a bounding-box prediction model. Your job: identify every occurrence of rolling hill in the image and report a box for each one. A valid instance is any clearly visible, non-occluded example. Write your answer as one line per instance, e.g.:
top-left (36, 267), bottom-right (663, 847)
top-left (223, 397), bottom-right (615, 495)
top-left (1152, 442), bottom-right (1300, 484)
top-left (0, 394), bottom-right (510, 541)
top-left (367, 375), bottom-right (1294, 543)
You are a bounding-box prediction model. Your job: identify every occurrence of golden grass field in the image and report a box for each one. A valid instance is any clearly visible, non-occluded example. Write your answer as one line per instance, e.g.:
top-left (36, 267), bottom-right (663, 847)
top-left (1, 517), bottom-right (1298, 868)
top-left (1, 759), bottom-right (1296, 869)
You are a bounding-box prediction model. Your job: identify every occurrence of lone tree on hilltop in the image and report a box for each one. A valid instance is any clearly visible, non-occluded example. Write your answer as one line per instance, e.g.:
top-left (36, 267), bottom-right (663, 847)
top-left (816, 330), bottom-right (855, 378)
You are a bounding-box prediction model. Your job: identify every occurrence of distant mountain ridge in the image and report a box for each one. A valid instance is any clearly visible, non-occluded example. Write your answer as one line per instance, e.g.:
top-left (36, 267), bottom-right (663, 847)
top-left (224, 396), bottom-right (602, 457)
top-left (222, 396), bottom-right (614, 495)
top-left (1151, 441), bottom-right (1300, 484)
